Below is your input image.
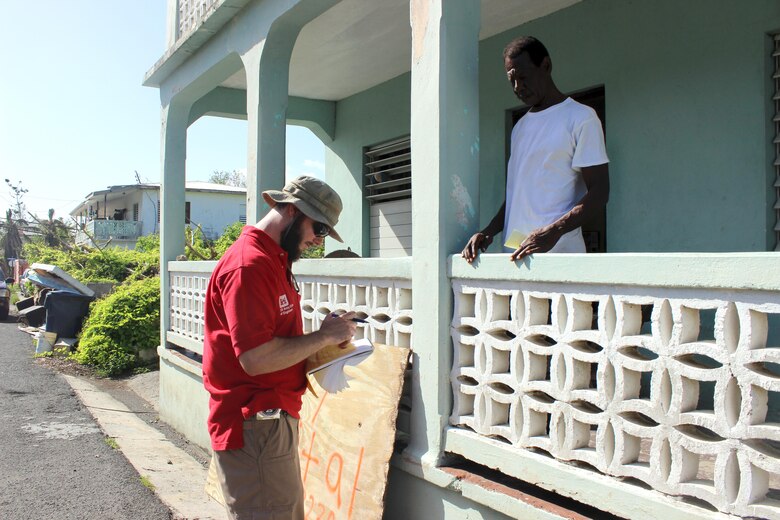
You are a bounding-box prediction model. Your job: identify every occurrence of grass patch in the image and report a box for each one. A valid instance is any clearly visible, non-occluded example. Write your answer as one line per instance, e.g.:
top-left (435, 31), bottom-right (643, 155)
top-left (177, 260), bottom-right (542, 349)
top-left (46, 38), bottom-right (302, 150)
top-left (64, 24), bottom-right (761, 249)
top-left (104, 437), bottom-right (119, 450)
top-left (139, 475), bottom-right (155, 491)
top-left (33, 346), bottom-right (71, 359)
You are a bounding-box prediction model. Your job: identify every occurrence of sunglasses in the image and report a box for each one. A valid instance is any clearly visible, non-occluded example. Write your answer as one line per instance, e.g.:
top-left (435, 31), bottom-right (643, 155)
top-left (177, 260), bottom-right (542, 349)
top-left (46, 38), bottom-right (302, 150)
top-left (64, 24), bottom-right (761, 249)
top-left (312, 221), bottom-right (331, 238)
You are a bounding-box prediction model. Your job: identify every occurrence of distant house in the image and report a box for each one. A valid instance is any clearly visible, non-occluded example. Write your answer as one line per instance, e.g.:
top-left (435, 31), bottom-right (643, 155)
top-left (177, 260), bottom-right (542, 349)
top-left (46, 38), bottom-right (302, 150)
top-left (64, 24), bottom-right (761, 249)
top-left (70, 182), bottom-right (246, 248)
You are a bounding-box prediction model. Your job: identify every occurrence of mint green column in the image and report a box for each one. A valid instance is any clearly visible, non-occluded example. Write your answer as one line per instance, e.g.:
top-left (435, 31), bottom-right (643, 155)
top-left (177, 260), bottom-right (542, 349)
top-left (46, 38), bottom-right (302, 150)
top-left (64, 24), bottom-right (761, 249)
top-left (408, 0), bottom-right (481, 465)
top-left (159, 99), bottom-right (190, 348)
top-left (243, 37), bottom-right (296, 223)
top-left (241, 0), bottom-right (341, 222)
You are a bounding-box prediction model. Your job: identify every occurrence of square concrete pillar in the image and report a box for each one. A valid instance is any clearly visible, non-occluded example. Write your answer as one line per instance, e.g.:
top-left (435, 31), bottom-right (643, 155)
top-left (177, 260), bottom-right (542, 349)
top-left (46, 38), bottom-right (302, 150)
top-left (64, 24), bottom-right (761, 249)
top-left (244, 41), bottom-right (295, 224)
top-left (408, 0), bottom-right (481, 465)
top-left (160, 100), bottom-right (189, 348)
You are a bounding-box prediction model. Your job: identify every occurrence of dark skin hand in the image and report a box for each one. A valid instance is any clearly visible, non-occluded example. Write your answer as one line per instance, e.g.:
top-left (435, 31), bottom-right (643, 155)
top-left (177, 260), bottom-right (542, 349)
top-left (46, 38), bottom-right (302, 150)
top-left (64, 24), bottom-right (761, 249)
top-left (509, 163), bottom-right (609, 261)
top-left (461, 203), bottom-right (505, 263)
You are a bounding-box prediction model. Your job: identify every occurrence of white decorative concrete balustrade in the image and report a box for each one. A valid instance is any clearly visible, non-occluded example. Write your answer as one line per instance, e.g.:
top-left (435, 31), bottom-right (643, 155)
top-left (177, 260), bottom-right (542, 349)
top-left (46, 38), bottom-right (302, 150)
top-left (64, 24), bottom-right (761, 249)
top-left (168, 265), bottom-right (214, 354)
top-left (450, 269), bottom-right (780, 518)
top-left (294, 258), bottom-right (412, 348)
top-left (166, 258), bottom-right (413, 355)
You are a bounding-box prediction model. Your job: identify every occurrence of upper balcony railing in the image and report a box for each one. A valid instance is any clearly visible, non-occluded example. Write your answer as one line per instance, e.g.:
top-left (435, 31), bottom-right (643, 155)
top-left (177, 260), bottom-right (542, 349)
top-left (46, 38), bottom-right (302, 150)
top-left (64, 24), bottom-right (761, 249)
top-left (175, 0), bottom-right (220, 42)
top-left (75, 220), bottom-right (142, 246)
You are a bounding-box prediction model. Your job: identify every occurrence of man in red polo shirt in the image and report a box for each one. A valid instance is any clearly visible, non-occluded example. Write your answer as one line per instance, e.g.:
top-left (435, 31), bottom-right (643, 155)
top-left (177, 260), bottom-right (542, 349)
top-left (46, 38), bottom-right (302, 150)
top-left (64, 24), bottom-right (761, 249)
top-left (203, 176), bottom-right (356, 520)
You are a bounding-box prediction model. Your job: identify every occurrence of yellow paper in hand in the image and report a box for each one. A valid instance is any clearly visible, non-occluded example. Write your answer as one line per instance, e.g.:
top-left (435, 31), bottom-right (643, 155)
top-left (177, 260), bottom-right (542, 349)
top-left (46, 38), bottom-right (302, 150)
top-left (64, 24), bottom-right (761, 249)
top-left (504, 229), bottom-right (527, 250)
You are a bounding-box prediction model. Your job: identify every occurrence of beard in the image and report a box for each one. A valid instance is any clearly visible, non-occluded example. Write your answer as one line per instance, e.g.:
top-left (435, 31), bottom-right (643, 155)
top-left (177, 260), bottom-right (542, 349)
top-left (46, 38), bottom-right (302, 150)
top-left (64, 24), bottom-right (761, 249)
top-left (280, 215), bottom-right (304, 263)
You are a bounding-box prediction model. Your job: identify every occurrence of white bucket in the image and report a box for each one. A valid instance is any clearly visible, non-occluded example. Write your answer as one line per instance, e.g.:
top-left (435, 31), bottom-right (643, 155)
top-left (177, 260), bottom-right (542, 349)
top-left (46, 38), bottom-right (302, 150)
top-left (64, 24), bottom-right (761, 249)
top-left (34, 332), bottom-right (57, 354)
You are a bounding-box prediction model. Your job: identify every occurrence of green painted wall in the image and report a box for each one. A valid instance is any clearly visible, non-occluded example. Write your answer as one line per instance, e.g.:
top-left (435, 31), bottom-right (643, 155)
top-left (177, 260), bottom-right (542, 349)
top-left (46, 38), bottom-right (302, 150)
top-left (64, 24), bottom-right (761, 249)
top-left (324, 73), bottom-right (411, 256)
top-left (480, 0), bottom-right (780, 252)
top-left (325, 0), bottom-right (780, 254)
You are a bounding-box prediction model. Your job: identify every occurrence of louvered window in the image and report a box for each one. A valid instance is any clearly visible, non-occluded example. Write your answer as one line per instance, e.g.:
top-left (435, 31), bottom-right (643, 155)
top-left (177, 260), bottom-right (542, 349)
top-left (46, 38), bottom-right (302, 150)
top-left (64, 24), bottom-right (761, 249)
top-left (365, 137), bottom-right (411, 203)
top-left (364, 136), bottom-right (412, 257)
top-left (774, 34), bottom-right (780, 249)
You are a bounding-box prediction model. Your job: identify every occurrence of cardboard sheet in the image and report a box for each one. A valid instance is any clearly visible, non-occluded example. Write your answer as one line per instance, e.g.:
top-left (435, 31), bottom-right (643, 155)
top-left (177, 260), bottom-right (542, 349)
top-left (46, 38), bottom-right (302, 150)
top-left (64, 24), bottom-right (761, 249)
top-left (299, 343), bottom-right (409, 519)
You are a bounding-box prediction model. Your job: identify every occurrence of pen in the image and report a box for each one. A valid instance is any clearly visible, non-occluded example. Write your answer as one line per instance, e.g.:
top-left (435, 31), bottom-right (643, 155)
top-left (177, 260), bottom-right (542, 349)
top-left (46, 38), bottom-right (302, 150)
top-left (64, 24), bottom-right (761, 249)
top-left (330, 313), bottom-right (368, 323)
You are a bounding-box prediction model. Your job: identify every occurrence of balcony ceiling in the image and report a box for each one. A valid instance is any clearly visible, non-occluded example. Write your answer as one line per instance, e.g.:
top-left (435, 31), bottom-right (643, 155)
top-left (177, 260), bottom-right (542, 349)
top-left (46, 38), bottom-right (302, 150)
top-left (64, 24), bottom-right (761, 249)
top-left (221, 0), bottom-right (580, 101)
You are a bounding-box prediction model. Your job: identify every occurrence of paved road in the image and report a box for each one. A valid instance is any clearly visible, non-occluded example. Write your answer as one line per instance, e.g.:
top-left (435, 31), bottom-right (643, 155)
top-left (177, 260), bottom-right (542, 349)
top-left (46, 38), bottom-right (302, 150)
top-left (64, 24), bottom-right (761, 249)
top-left (0, 316), bottom-right (173, 519)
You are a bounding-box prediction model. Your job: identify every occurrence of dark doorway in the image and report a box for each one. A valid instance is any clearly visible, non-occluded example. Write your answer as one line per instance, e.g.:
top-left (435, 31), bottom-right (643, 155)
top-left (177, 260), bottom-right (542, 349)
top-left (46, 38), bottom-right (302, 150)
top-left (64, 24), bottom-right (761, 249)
top-left (508, 86), bottom-right (607, 252)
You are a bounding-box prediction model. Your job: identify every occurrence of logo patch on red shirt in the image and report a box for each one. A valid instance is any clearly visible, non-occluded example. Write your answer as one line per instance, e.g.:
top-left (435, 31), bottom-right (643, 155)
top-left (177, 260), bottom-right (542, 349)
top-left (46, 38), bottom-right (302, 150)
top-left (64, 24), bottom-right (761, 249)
top-left (279, 294), bottom-right (294, 315)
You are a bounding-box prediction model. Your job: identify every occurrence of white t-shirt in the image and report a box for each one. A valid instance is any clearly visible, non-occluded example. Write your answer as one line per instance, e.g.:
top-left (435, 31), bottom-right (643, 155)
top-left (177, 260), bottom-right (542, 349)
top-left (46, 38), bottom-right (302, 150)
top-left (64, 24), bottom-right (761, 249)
top-left (504, 97), bottom-right (609, 253)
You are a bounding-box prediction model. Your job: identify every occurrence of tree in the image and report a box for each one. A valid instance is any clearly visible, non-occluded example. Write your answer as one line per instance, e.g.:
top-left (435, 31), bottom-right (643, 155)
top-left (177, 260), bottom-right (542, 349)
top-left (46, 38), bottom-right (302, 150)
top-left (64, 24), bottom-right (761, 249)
top-left (1, 209), bottom-right (24, 263)
top-left (208, 170), bottom-right (246, 188)
top-left (4, 178), bottom-right (28, 223)
top-left (28, 209), bottom-right (73, 249)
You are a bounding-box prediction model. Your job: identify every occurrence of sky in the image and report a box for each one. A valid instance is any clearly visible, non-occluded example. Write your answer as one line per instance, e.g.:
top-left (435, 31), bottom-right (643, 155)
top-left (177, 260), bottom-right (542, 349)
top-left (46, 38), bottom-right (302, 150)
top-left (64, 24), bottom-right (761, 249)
top-left (0, 1), bottom-right (324, 220)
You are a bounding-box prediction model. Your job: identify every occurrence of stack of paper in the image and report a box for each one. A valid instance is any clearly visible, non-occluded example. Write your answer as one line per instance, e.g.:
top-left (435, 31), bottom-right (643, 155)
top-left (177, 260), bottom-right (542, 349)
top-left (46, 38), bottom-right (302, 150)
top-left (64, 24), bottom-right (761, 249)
top-left (306, 338), bottom-right (374, 393)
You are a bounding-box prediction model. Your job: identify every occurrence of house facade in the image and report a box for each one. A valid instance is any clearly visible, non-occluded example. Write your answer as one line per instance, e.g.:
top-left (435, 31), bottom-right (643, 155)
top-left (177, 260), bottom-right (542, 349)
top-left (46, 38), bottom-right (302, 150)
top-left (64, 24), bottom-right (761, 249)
top-left (70, 182), bottom-right (246, 248)
top-left (145, 1), bottom-right (780, 518)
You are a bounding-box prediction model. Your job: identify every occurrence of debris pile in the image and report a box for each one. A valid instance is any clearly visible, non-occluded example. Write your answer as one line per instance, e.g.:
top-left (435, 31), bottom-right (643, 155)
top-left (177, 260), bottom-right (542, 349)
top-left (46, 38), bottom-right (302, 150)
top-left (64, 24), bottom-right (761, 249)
top-left (17, 263), bottom-right (95, 353)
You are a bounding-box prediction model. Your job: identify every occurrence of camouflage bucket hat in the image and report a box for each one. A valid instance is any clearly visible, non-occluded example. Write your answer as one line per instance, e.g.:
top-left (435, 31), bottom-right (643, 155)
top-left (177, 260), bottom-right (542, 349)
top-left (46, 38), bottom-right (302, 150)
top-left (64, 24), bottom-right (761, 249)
top-left (262, 175), bottom-right (344, 242)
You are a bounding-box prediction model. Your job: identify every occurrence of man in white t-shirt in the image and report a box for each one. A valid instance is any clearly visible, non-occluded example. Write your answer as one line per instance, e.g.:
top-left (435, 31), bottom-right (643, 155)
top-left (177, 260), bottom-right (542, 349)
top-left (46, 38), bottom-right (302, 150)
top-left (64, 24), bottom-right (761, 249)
top-left (462, 36), bottom-right (609, 262)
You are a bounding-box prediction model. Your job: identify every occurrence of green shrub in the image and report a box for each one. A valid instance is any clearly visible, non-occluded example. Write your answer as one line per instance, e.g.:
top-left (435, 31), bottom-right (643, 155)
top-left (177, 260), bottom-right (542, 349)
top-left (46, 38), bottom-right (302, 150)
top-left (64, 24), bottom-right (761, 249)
top-left (74, 276), bottom-right (160, 376)
top-left (134, 233), bottom-right (160, 254)
top-left (22, 243), bottom-right (158, 284)
top-left (139, 224), bottom-right (240, 261)
top-left (214, 221), bottom-right (244, 258)
top-left (184, 225), bottom-right (215, 260)
top-left (302, 243), bottom-right (325, 259)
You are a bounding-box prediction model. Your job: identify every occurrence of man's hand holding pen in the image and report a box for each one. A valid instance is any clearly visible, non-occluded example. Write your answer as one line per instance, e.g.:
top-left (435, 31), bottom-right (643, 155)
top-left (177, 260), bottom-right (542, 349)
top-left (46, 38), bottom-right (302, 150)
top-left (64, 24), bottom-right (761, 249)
top-left (329, 311), bottom-right (367, 323)
top-left (320, 311), bottom-right (358, 347)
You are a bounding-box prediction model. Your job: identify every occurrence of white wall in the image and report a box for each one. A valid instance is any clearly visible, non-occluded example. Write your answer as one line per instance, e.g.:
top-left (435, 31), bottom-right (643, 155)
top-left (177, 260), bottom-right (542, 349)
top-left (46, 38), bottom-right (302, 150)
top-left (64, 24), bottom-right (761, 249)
top-left (138, 189), bottom-right (160, 236)
top-left (186, 191), bottom-right (245, 239)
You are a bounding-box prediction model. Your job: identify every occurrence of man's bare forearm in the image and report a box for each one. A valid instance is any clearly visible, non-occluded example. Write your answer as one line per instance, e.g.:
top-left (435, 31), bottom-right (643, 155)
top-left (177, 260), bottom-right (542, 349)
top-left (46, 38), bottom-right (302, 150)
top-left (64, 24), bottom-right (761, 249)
top-left (549, 191), bottom-right (606, 236)
top-left (238, 332), bottom-right (331, 376)
top-left (238, 313), bottom-right (357, 376)
top-left (547, 164), bottom-right (609, 237)
top-left (481, 202), bottom-right (506, 238)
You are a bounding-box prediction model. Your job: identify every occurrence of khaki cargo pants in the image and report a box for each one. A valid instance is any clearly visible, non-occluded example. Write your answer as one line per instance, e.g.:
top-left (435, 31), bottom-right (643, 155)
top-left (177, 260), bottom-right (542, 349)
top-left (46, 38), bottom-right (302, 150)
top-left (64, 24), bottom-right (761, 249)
top-left (213, 413), bottom-right (304, 520)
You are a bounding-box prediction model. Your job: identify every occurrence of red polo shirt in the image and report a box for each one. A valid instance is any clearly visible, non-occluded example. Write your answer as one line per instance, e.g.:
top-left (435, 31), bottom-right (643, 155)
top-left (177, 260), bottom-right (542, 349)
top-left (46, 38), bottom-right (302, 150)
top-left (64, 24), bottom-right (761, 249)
top-left (202, 226), bottom-right (305, 450)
